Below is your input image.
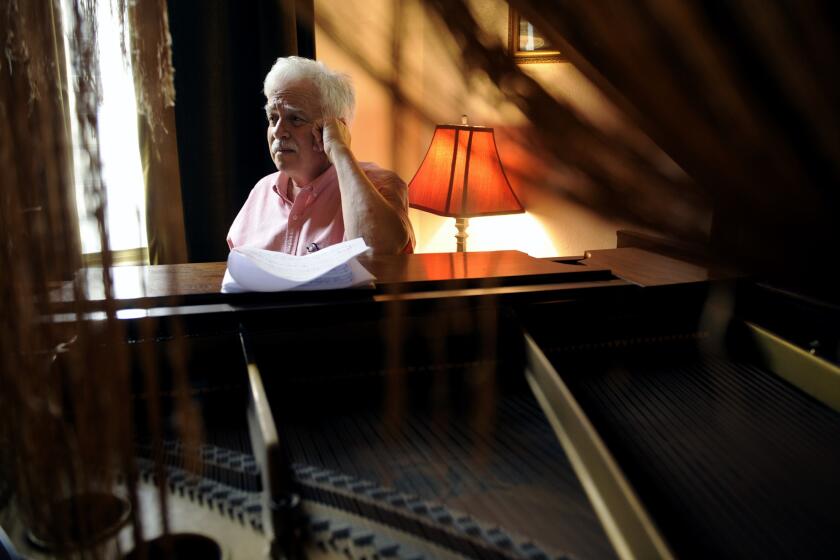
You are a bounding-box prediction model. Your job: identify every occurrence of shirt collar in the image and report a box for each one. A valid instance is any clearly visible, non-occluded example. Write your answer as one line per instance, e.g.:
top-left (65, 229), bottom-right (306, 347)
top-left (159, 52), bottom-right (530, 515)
top-left (272, 165), bottom-right (337, 202)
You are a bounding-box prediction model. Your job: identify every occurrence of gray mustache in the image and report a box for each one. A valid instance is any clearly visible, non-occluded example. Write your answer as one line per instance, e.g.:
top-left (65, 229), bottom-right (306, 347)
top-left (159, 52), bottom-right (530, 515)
top-left (272, 140), bottom-right (295, 152)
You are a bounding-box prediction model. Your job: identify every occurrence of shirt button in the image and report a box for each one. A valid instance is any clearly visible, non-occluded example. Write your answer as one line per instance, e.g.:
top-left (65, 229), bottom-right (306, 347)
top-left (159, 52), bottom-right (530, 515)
top-left (291, 215), bottom-right (298, 221)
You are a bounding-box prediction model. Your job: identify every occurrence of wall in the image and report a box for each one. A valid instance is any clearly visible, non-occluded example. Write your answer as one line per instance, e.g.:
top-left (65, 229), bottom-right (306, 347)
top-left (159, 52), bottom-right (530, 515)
top-left (314, 0), bottom-right (633, 257)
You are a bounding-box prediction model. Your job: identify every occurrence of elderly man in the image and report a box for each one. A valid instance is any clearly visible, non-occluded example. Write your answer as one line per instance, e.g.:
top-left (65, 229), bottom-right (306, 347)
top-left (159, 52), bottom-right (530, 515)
top-left (227, 57), bottom-right (414, 255)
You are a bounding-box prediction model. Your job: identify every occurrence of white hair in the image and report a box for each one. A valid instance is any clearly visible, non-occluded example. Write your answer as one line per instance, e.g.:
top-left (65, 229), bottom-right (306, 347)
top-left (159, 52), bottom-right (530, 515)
top-left (263, 56), bottom-right (355, 123)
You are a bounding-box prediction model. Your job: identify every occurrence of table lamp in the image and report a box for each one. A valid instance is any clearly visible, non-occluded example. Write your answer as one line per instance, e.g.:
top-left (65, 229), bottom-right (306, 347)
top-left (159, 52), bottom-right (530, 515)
top-left (408, 117), bottom-right (524, 252)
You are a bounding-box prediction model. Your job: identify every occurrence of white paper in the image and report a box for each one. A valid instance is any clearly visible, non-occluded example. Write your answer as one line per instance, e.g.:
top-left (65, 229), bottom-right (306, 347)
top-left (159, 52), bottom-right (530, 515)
top-left (221, 238), bottom-right (375, 293)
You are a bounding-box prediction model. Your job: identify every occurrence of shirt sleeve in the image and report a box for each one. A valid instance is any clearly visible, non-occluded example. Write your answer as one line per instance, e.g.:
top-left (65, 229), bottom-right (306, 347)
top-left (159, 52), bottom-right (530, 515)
top-left (363, 165), bottom-right (416, 253)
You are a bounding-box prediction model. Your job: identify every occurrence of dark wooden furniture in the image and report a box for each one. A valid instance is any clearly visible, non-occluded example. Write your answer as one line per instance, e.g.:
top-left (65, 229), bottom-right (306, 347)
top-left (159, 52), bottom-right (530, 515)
top-left (36, 248), bottom-right (840, 560)
top-left (51, 247), bottom-right (740, 309)
top-left (53, 250), bottom-right (613, 304)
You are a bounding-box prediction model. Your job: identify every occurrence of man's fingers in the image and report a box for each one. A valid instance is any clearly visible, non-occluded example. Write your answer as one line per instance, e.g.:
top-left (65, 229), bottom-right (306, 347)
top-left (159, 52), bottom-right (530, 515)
top-left (332, 118), bottom-right (351, 147)
top-left (314, 118), bottom-right (351, 159)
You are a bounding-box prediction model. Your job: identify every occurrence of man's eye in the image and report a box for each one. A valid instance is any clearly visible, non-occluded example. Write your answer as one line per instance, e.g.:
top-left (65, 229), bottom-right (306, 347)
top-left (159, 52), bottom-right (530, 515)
top-left (268, 115), bottom-right (278, 124)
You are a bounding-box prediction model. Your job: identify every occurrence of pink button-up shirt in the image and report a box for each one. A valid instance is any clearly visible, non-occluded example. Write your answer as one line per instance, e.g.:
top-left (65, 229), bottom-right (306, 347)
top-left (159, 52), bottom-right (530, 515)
top-left (227, 162), bottom-right (414, 255)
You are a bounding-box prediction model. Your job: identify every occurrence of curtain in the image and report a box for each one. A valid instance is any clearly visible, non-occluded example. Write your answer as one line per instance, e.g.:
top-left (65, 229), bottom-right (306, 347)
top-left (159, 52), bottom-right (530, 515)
top-left (129, 0), bottom-right (189, 265)
top-left (166, 0), bottom-right (314, 263)
top-left (0, 0), bottom-right (81, 282)
top-left (0, 0), bottom-right (131, 531)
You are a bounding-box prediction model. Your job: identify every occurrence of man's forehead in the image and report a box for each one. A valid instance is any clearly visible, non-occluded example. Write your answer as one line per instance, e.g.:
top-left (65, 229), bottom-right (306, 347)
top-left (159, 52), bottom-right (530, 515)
top-left (266, 78), bottom-right (320, 113)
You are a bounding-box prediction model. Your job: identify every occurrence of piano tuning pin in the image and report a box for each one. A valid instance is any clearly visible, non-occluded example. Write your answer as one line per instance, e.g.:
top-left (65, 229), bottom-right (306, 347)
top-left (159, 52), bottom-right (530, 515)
top-left (330, 525), bottom-right (351, 541)
top-left (429, 506), bottom-right (453, 524)
top-left (366, 487), bottom-right (390, 500)
top-left (455, 516), bottom-right (481, 536)
top-left (351, 531), bottom-right (376, 558)
top-left (352, 533), bottom-right (374, 546)
top-left (487, 529), bottom-right (513, 548)
top-left (387, 495), bottom-right (407, 507)
top-left (330, 525), bottom-right (352, 556)
top-left (349, 480), bottom-right (374, 493)
top-left (244, 501), bottom-right (262, 514)
top-left (228, 493), bottom-right (246, 508)
top-left (407, 500), bottom-right (428, 515)
top-left (294, 464), bottom-right (316, 478)
top-left (328, 474), bottom-right (350, 487)
top-left (209, 490), bottom-right (229, 513)
top-left (377, 543), bottom-right (400, 558)
top-left (310, 518), bottom-right (330, 534)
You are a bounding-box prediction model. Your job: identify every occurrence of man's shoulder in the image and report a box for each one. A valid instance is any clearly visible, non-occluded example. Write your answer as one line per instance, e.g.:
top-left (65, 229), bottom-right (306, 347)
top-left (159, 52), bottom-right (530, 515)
top-left (358, 161), bottom-right (405, 187)
top-left (244, 171), bottom-right (282, 201)
top-left (254, 170), bottom-right (282, 190)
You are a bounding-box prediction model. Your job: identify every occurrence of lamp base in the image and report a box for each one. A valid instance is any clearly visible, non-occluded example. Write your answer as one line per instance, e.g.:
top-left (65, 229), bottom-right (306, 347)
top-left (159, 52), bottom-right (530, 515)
top-left (455, 217), bottom-right (469, 252)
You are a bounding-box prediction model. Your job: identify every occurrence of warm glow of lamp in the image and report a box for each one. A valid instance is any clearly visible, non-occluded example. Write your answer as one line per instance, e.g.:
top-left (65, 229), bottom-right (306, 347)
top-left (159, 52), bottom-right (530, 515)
top-left (408, 117), bottom-right (524, 252)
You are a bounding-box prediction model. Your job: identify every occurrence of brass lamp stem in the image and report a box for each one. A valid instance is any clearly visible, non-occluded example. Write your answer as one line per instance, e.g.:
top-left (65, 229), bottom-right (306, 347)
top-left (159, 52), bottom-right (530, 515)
top-left (455, 217), bottom-right (469, 252)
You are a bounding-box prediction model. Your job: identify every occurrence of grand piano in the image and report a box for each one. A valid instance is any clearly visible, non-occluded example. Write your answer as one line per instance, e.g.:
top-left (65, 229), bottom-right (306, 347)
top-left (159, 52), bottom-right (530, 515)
top-left (5, 244), bottom-right (839, 559)
top-left (6, 0), bottom-right (840, 556)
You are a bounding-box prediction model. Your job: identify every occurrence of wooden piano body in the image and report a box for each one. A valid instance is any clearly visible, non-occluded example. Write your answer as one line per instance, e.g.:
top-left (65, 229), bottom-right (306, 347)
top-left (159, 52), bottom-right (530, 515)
top-left (8, 248), bottom-right (840, 559)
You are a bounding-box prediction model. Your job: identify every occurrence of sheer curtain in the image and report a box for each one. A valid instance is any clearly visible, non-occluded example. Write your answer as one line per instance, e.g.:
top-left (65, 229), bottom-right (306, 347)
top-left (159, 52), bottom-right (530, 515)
top-left (129, 0), bottom-right (188, 264)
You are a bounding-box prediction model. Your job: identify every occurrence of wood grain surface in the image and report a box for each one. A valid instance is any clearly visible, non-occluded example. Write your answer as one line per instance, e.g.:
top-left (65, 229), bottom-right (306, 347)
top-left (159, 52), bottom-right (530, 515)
top-left (51, 250), bottom-right (613, 304)
top-left (582, 247), bottom-right (738, 286)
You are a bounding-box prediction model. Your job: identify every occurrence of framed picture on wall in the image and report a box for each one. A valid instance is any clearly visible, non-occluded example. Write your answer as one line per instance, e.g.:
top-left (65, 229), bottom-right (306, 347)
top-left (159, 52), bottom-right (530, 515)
top-left (508, 8), bottom-right (567, 64)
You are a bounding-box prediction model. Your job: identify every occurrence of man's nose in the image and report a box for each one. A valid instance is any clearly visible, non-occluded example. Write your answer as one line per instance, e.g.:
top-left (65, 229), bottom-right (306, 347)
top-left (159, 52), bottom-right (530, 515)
top-left (271, 119), bottom-right (289, 138)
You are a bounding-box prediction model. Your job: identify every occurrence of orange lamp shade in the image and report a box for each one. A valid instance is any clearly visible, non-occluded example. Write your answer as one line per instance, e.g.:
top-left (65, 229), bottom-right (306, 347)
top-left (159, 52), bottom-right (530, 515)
top-left (408, 125), bottom-right (524, 218)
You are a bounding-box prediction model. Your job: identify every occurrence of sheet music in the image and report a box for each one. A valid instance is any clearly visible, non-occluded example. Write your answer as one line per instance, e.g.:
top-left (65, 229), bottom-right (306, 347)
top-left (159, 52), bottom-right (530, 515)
top-left (221, 238), bottom-right (374, 293)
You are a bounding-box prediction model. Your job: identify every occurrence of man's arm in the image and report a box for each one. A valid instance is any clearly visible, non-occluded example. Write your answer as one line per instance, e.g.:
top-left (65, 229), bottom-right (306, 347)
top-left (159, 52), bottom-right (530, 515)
top-left (314, 119), bottom-right (412, 254)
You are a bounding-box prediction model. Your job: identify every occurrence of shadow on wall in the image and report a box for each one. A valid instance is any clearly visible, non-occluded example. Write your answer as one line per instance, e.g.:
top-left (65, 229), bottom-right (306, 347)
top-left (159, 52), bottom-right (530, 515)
top-left (313, 0), bottom-right (701, 256)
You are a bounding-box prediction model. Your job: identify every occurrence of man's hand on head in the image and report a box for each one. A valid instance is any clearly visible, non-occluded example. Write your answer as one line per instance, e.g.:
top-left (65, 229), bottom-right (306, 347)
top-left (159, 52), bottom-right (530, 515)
top-left (313, 118), bottom-right (352, 163)
top-left (312, 115), bottom-right (411, 254)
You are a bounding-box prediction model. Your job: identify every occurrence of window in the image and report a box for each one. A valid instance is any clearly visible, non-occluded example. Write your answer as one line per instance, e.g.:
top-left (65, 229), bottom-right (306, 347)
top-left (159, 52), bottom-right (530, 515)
top-left (61, 0), bottom-right (148, 264)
